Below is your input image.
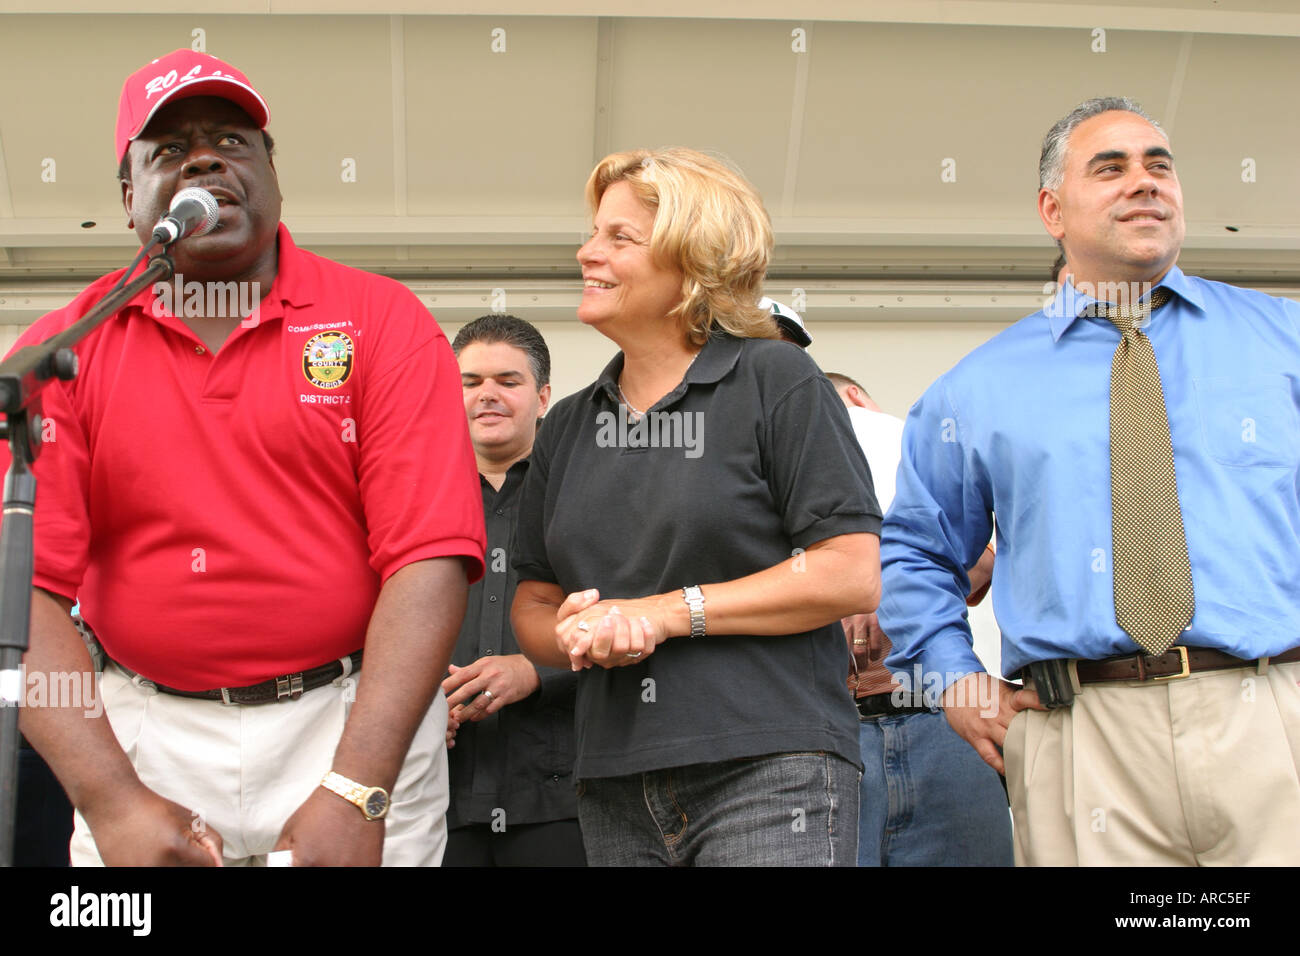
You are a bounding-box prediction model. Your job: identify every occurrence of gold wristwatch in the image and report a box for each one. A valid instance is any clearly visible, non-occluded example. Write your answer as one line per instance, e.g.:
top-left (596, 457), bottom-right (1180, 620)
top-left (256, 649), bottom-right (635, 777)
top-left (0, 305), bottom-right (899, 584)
top-left (320, 770), bottom-right (390, 821)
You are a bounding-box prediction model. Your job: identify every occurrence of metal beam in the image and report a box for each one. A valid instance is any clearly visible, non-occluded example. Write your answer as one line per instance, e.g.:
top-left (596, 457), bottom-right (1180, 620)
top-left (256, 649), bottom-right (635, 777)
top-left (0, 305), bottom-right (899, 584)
top-left (5, 4), bottom-right (1298, 38)
top-left (389, 14), bottom-right (408, 218)
top-left (779, 20), bottom-right (811, 218)
top-left (592, 17), bottom-right (614, 166)
top-left (5, 215), bottom-right (1295, 249)
top-left (0, 122), bottom-right (14, 268)
top-left (1163, 33), bottom-right (1194, 138)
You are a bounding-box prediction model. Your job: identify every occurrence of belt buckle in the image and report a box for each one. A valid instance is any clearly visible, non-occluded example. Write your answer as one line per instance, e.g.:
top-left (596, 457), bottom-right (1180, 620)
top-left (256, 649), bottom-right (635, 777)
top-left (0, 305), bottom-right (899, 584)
top-left (275, 673), bottom-right (305, 700)
top-left (1151, 646), bottom-right (1190, 682)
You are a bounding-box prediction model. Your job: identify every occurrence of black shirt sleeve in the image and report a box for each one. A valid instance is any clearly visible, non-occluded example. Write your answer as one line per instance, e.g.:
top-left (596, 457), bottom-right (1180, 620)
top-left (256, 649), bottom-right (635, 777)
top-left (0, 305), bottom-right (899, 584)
top-left (763, 360), bottom-right (882, 548)
top-left (513, 404), bottom-right (559, 585)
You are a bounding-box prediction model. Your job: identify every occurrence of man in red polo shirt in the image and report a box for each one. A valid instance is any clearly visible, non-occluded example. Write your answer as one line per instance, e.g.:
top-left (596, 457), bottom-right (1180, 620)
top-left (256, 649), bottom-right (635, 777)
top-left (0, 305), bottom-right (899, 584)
top-left (7, 50), bottom-right (484, 865)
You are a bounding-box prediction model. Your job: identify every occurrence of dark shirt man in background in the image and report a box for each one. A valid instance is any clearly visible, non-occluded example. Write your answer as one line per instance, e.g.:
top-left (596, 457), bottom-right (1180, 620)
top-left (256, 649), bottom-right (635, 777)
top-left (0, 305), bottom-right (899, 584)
top-left (444, 314), bottom-right (585, 866)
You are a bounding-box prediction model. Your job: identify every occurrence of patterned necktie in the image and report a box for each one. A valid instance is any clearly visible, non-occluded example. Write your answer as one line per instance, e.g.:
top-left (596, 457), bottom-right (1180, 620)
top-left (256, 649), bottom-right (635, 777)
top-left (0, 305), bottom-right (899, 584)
top-left (1098, 287), bottom-right (1195, 656)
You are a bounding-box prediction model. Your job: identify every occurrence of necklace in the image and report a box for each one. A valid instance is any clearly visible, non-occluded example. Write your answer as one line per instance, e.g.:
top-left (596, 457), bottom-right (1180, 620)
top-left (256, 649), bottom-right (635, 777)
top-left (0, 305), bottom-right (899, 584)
top-left (617, 348), bottom-right (701, 422)
top-left (617, 382), bottom-right (644, 421)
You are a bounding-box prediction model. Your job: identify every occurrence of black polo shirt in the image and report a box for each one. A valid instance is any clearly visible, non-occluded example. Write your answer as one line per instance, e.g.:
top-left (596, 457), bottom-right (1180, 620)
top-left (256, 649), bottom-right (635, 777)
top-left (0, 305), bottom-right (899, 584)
top-left (447, 459), bottom-right (579, 829)
top-left (514, 333), bottom-right (880, 779)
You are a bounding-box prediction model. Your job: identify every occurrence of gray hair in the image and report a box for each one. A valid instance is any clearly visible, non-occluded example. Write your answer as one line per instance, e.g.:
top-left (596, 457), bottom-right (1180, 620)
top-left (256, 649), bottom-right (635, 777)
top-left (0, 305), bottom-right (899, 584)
top-left (1038, 97), bottom-right (1165, 191)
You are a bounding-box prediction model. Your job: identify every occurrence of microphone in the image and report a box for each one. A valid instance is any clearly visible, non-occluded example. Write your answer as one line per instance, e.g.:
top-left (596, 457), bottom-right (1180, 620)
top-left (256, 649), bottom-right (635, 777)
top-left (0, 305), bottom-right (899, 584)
top-left (150, 187), bottom-right (220, 245)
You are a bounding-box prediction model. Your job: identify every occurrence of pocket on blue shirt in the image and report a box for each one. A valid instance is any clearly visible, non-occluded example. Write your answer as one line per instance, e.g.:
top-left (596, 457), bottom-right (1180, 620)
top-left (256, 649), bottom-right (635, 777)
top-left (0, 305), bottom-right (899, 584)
top-left (1193, 375), bottom-right (1300, 468)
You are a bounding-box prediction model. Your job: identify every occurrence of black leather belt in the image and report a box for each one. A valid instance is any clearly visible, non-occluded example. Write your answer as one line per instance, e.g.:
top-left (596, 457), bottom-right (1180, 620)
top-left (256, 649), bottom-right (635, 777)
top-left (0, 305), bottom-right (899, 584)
top-left (113, 650), bottom-right (362, 705)
top-left (856, 691), bottom-right (933, 719)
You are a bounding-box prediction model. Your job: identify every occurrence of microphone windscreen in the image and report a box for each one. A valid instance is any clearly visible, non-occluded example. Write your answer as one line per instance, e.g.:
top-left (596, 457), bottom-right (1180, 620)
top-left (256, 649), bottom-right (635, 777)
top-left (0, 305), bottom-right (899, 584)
top-left (170, 187), bottom-right (220, 238)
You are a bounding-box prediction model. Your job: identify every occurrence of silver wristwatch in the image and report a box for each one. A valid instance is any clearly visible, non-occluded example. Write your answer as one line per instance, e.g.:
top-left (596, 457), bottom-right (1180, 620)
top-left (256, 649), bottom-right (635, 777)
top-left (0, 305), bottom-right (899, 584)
top-left (682, 585), bottom-right (706, 638)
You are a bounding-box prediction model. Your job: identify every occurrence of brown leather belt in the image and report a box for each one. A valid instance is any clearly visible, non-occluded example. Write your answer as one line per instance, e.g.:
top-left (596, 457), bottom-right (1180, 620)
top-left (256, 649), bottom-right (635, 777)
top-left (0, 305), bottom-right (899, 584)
top-left (113, 650), bottom-right (362, 705)
top-left (1074, 645), bottom-right (1300, 684)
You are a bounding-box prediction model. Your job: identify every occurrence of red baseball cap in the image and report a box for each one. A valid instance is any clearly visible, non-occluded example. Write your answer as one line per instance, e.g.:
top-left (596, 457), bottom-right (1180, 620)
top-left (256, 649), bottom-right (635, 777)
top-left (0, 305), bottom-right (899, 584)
top-left (115, 49), bottom-right (270, 164)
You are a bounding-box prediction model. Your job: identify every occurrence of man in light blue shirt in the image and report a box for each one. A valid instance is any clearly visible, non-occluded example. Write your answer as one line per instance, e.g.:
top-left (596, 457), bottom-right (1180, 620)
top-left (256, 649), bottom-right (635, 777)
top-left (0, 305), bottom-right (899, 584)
top-left (880, 96), bottom-right (1300, 865)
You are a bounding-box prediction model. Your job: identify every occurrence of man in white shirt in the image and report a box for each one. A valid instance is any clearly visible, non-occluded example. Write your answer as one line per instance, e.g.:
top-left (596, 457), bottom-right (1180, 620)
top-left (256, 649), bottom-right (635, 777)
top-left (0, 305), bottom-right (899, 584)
top-left (827, 371), bottom-right (1010, 866)
top-left (826, 374), bottom-right (905, 510)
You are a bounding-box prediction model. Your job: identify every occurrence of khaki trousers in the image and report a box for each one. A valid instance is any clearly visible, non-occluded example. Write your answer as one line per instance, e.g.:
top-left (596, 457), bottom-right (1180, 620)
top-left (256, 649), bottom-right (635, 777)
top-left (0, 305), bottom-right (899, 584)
top-left (1005, 661), bottom-right (1300, 866)
top-left (70, 661), bottom-right (448, 866)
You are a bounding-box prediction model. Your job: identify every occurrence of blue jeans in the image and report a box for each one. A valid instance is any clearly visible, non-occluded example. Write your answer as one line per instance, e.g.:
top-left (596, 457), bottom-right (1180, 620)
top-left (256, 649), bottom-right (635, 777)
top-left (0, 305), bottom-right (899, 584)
top-left (578, 753), bottom-right (860, 866)
top-left (858, 710), bottom-right (1013, 866)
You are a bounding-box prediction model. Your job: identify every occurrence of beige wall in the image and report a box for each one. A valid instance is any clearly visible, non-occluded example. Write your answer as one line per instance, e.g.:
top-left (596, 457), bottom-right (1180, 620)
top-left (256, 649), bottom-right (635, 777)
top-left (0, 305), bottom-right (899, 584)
top-left (0, 325), bottom-right (24, 357)
top-left (442, 316), bottom-right (1013, 419)
top-left (6, 309), bottom-right (1007, 419)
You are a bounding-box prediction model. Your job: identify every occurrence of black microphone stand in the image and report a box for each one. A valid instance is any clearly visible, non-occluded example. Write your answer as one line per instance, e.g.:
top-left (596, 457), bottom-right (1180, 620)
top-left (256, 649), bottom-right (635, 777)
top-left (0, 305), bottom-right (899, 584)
top-left (0, 245), bottom-right (176, 866)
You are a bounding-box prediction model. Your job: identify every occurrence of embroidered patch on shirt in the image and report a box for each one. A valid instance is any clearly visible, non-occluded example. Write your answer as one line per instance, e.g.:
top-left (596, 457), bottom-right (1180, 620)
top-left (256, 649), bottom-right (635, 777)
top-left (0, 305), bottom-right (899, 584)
top-left (302, 331), bottom-right (354, 389)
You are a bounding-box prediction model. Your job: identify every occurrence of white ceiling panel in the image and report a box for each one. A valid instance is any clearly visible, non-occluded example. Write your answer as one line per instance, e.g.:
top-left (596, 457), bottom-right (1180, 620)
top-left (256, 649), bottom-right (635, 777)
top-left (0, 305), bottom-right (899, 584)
top-left (796, 23), bottom-right (1191, 220)
top-left (1172, 33), bottom-right (1300, 226)
top-left (403, 16), bottom-right (599, 216)
top-left (604, 18), bottom-right (800, 205)
top-left (0, 8), bottom-right (1295, 288)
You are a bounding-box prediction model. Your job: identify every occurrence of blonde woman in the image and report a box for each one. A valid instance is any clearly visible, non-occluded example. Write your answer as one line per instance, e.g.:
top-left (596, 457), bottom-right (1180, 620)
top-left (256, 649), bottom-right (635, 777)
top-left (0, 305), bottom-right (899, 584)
top-left (511, 148), bottom-right (880, 866)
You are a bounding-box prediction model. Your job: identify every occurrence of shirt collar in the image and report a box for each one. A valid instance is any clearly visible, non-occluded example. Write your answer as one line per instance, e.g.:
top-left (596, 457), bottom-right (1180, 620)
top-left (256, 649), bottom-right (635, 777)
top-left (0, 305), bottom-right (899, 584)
top-left (1045, 264), bottom-right (1204, 342)
top-left (480, 456), bottom-right (530, 487)
top-left (123, 222), bottom-right (313, 323)
top-left (592, 332), bottom-right (745, 410)
top-left (266, 224), bottom-right (316, 310)
top-left (480, 455), bottom-right (530, 481)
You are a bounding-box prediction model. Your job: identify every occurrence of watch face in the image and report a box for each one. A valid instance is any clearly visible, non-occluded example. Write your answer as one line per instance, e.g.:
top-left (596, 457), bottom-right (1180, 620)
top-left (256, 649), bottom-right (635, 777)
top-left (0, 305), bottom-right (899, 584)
top-left (365, 791), bottom-right (388, 818)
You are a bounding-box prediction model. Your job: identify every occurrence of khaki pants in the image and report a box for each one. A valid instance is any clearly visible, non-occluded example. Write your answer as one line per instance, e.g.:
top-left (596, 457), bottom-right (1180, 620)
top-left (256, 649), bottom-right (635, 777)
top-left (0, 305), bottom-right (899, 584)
top-left (70, 661), bottom-right (448, 866)
top-left (1005, 661), bottom-right (1300, 866)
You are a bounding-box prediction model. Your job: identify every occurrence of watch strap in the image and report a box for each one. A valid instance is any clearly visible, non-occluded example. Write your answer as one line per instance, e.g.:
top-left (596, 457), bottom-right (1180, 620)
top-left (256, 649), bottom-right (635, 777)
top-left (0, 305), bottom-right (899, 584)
top-left (320, 770), bottom-right (389, 821)
top-left (682, 585), bottom-right (706, 638)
